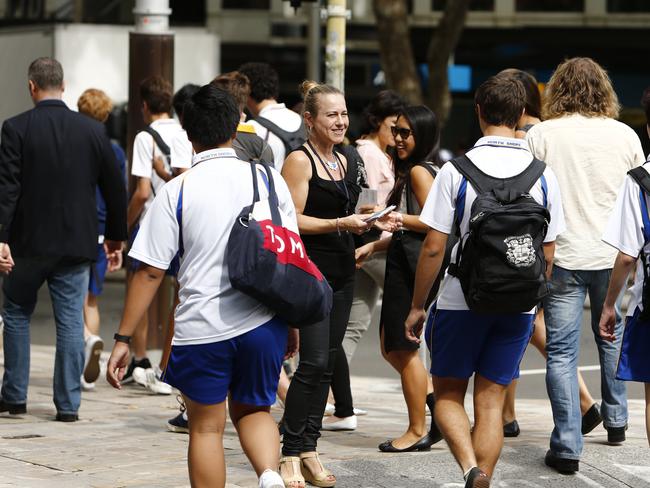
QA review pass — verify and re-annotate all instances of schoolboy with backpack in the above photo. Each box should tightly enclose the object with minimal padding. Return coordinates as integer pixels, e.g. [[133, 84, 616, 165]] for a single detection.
[[599, 86, 650, 447], [404, 75, 566, 487]]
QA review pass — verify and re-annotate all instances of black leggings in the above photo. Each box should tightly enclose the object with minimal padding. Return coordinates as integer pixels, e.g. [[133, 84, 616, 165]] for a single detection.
[[282, 277, 354, 456]]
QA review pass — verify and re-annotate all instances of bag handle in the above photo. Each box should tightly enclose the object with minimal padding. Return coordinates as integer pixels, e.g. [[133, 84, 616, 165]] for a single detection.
[[249, 160, 283, 226]]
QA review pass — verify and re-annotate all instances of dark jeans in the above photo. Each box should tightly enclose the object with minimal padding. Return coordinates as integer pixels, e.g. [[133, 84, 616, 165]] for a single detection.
[[282, 276, 354, 456]]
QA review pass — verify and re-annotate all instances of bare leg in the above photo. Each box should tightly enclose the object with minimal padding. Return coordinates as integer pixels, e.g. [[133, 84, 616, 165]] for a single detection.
[[184, 395, 226, 488], [645, 383, 650, 447], [531, 309, 595, 415], [159, 281, 179, 370], [472, 374, 508, 477], [381, 329, 428, 448], [277, 368, 290, 405], [432, 376, 475, 474], [502, 380, 517, 424], [229, 400, 280, 476], [83, 293, 100, 338], [127, 270, 149, 358]]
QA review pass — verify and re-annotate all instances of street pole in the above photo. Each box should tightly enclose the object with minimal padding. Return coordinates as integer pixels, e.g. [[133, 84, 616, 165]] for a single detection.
[[127, 0, 174, 349], [307, 1, 321, 82], [325, 0, 346, 90]]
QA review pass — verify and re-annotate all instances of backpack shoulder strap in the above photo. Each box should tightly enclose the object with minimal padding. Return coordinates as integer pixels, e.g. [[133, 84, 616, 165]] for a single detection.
[[629, 166, 650, 244], [254, 116, 291, 142], [628, 166, 650, 195], [510, 157, 547, 194], [450, 155, 490, 194], [143, 126, 171, 157]]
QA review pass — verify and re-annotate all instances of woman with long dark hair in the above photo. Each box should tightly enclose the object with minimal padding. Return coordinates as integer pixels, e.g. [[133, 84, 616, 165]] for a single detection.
[[356, 105, 444, 452]]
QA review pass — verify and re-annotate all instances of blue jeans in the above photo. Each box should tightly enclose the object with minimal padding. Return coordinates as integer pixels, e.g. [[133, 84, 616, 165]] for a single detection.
[[1, 257, 89, 414], [544, 265, 628, 460]]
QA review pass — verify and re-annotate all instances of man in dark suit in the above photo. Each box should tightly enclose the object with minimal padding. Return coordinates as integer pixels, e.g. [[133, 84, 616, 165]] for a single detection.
[[0, 57, 127, 421]]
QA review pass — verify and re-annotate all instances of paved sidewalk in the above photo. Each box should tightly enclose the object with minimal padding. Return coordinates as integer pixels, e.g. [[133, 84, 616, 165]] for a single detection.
[[1, 345, 649, 488]]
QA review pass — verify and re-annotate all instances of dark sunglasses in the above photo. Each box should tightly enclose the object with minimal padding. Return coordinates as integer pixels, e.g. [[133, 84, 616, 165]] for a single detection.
[[391, 126, 413, 140]]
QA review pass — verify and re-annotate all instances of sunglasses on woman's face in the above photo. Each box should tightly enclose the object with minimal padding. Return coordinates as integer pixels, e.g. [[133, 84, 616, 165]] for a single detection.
[[391, 126, 413, 140]]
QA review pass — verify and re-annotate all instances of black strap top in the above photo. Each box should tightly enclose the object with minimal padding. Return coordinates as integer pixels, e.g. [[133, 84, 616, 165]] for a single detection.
[[298, 146, 360, 286]]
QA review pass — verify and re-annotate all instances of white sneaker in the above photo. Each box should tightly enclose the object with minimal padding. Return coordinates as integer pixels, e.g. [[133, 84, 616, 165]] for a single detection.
[[325, 403, 366, 416], [258, 469, 284, 488], [132, 366, 148, 386], [143, 367, 172, 395], [81, 376, 95, 391], [321, 414, 357, 431], [83, 335, 103, 383]]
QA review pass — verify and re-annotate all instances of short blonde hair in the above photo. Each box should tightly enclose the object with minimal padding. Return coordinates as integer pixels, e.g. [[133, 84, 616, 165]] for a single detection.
[[300, 80, 343, 116], [543, 57, 620, 120], [77, 88, 113, 122]]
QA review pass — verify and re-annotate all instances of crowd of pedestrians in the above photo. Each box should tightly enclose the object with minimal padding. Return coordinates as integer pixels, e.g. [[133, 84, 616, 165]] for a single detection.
[[0, 55, 649, 488]]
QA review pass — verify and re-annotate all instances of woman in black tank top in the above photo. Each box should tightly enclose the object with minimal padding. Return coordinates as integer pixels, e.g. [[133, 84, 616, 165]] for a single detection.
[[278, 81, 372, 488]]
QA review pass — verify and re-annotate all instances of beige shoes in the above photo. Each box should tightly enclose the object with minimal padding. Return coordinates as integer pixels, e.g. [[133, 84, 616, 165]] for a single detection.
[[299, 452, 336, 487]]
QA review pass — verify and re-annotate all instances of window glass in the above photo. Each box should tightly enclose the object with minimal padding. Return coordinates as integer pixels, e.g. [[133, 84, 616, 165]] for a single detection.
[[516, 0, 584, 11], [222, 0, 270, 9], [432, 0, 494, 10], [607, 0, 650, 12]]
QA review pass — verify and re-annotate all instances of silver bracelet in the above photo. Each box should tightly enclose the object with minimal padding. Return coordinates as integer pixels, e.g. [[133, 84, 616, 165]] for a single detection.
[[336, 217, 341, 235]]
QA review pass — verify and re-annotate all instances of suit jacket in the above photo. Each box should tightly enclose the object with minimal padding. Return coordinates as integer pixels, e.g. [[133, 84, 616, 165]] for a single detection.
[[0, 99, 127, 260]]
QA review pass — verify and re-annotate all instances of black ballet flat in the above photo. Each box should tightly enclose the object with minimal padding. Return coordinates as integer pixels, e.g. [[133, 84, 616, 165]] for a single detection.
[[378, 434, 434, 453], [503, 419, 521, 438]]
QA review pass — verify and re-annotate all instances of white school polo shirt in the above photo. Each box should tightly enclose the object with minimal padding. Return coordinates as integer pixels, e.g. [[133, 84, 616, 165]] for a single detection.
[[419, 136, 566, 312], [129, 147, 298, 345], [248, 103, 303, 171], [131, 118, 185, 223], [602, 162, 650, 316]]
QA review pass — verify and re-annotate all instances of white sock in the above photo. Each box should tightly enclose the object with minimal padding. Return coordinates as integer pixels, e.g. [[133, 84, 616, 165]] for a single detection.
[[463, 466, 478, 481], [258, 469, 283, 488]]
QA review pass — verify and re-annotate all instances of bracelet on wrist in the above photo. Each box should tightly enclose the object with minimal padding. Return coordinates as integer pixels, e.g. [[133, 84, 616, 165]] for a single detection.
[[113, 333, 131, 344], [336, 217, 341, 235]]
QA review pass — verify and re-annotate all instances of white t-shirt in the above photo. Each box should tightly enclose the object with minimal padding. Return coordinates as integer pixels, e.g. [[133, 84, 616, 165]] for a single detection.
[[602, 162, 650, 316], [527, 114, 645, 270], [170, 130, 193, 170], [419, 136, 566, 312], [129, 147, 298, 345], [248, 103, 303, 172], [131, 118, 185, 222]]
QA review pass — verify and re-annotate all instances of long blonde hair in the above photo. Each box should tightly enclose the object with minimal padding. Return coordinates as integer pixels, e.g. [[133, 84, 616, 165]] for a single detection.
[[543, 57, 620, 120]]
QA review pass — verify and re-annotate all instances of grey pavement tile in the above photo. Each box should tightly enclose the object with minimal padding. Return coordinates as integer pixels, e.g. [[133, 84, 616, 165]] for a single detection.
[[2, 345, 649, 488]]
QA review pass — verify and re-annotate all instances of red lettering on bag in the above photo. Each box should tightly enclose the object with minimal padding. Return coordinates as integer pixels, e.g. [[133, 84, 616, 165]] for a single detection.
[[260, 221, 325, 281]]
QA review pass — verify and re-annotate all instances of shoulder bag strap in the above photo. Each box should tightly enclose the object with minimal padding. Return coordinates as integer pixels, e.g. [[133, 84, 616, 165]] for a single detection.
[[143, 126, 171, 157]]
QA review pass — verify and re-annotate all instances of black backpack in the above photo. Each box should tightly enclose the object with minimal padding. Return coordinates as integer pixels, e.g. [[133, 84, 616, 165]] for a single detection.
[[255, 116, 307, 155], [627, 165, 650, 321], [448, 155, 550, 314]]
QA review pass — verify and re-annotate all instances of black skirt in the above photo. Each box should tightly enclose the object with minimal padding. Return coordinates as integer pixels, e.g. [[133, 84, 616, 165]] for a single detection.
[[380, 234, 421, 353]]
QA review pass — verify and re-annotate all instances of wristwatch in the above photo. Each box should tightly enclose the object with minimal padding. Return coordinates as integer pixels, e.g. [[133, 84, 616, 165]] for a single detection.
[[113, 333, 131, 344]]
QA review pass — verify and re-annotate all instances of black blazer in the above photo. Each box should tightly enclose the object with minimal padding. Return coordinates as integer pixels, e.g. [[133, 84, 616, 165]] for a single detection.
[[0, 99, 127, 260]]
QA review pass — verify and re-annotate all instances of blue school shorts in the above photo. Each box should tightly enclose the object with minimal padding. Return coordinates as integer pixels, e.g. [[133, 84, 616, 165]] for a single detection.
[[88, 243, 108, 296], [617, 308, 650, 383], [424, 303, 534, 385], [162, 316, 288, 406]]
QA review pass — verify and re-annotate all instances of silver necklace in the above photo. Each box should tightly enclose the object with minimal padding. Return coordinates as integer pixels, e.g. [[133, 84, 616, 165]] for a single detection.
[[325, 158, 338, 171]]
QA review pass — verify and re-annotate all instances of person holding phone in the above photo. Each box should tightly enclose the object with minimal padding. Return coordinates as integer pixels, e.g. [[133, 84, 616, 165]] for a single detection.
[[356, 105, 443, 452]]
